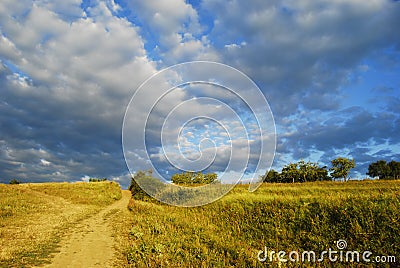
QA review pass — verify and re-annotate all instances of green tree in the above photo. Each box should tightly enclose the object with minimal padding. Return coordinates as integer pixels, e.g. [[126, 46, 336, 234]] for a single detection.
[[171, 171, 218, 185], [316, 166, 331, 181], [367, 160, 391, 179], [281, 163, 301, 183], [204, 173, 218, 184], [330, 157, 355, 182], [298, 160, 325, 182], [369, 160, 400, 180], [89, 177, 107, 182], [9, 179, 20, 184], [279, 161, 329, 183], [388, 160, 400, 180], [263, 169, 280, 183], [129, 169, 160, 201]]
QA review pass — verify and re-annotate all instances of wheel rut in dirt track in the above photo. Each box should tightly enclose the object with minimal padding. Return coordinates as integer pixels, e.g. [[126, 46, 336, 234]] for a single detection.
[[43, 190, 131, 268]]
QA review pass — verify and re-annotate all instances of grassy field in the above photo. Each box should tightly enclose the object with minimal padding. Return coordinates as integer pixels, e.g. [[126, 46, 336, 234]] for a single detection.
[[1, 180, 398, 267], [123, 180, 400, 267], [0, 181, 121, 267]]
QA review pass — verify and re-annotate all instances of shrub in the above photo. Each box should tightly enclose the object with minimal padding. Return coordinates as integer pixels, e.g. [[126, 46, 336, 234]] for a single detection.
[[89, 177, 108, 182], [129, 170, 162, 202], [171, 172, 218, 186], [9, 179, 20, 185]]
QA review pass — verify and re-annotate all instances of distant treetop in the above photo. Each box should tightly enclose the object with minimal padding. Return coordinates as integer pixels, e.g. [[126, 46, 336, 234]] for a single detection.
[[89, 178, 108, 182]]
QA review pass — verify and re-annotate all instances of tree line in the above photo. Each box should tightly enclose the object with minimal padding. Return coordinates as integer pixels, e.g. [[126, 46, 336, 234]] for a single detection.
[[128, 158, 399, 193], [264, 158, 400, 183], [367, 160, 400, 180]]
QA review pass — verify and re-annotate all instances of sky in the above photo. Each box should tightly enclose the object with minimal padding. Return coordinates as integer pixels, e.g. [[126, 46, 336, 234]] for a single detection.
[[0, 0, 399, 188]]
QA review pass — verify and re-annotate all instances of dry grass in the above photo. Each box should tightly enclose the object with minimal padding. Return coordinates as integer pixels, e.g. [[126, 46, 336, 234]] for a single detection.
[[124, 180, 400, 267], [2, 180, 398, 267], [0, 181, 121, 267], [106, 206, 135, 267]]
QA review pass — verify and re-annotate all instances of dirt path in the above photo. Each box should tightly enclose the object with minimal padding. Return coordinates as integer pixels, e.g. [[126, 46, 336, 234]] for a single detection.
[[43, 190, 131, 268]]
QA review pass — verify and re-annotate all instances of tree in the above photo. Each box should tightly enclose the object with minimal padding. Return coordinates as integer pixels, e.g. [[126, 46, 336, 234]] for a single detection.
[[263, 169, 281, 183], [367, 160, 391, 179], [368, 160, 400, 180], [330, 157, 355, 182], [278, 161, 330, 183], [298, 160, 323, 182], [204, 173, 218, 184], [316, 166, 331, 181], [281, 163, 301, 183], [388, 160, 400, 180], [171, 171, 218, 186], [9, 179, 20, 184], [89, 177, 108, 182], [129, 169, 158, 201]]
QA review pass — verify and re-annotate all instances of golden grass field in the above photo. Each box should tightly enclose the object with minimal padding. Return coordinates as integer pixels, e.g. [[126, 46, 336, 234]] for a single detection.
[[123, 180, 400, 267], [1, 180, 399, 267]]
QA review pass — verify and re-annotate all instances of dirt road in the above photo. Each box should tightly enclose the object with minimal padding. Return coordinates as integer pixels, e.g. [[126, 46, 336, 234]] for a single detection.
[[43, 190, 131, 268]]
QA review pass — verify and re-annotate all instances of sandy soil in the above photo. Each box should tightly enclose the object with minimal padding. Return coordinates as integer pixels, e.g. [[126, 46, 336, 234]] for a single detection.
[[43, 190, 131, 268]]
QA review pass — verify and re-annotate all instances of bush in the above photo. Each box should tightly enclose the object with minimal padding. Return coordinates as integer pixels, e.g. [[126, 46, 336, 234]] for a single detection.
[[129, 170, 162, 202], [9, 179, 20, 185], [89, 177, 108, 182], [171, 172, 218, 186]]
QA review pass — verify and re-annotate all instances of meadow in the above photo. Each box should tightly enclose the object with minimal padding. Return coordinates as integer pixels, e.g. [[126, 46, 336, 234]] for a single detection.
[[0, 181, 121, 267], [1, 180, 399, 267], [122, 180, 400, 267]]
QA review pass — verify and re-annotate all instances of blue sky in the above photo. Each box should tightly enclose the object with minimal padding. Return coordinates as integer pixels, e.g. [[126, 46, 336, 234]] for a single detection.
[[0, 0, 399, 187]]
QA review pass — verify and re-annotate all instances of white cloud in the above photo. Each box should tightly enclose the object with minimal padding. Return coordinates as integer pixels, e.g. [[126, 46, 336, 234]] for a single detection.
[[33, 0, 84, 20], [40, 159, 51, 166], [1, 0, 399, 186], [128, 0, 201, 36], [108, 0, 122, 13], [203, 0, 400, 116], [127, 0, 218, 64], [81, 175, 90, 182], [0, 0, 159, 185]]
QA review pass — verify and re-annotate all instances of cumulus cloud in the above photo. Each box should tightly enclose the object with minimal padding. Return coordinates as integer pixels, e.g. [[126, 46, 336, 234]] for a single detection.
[[203, 0, 400, 115], [0, 0, 157, 185], [125, 0, 219, 64], [199, 0, 400, 174], [0, 0, 399, 186]]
